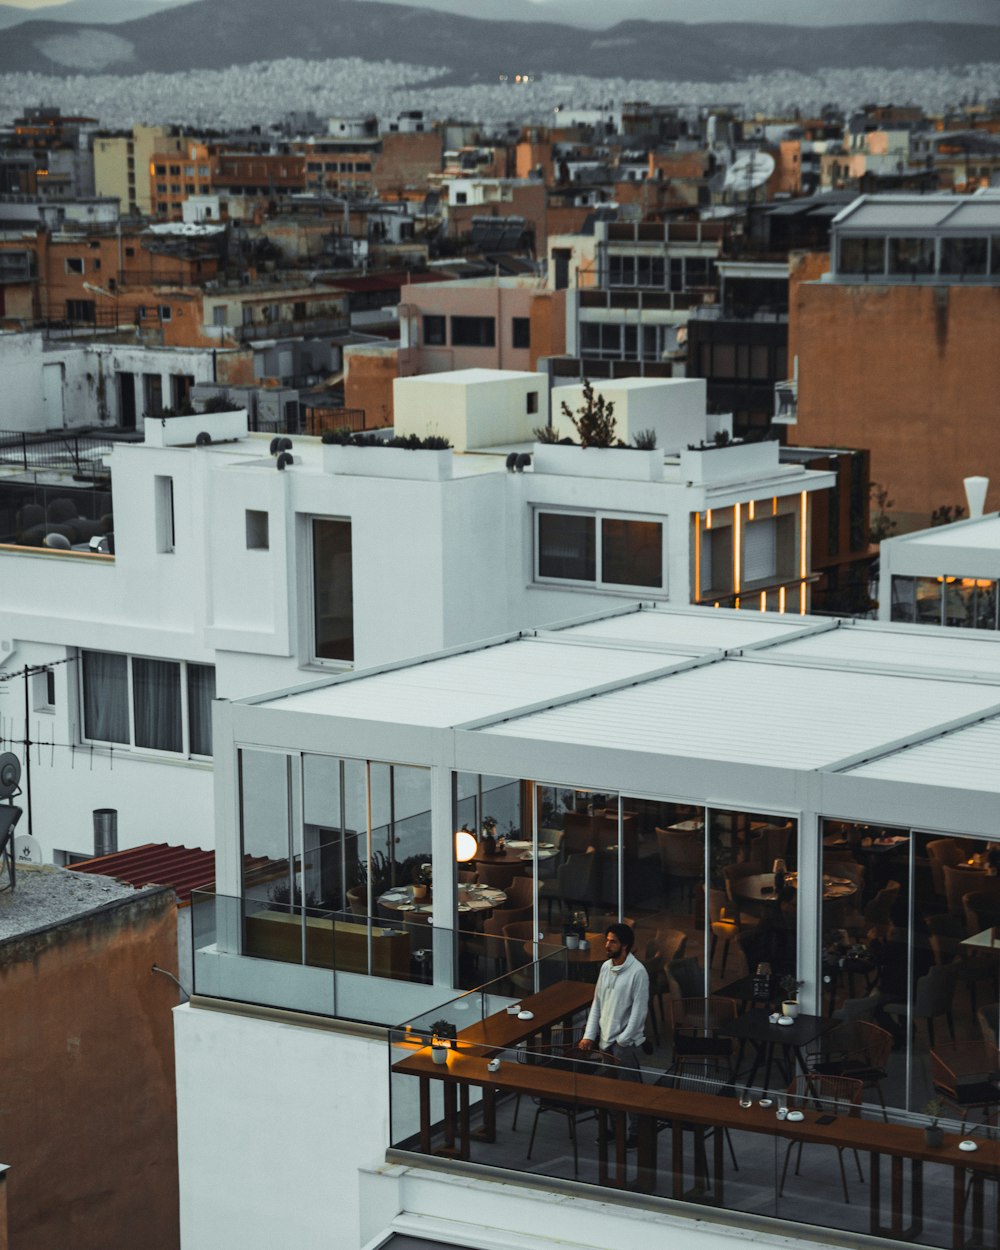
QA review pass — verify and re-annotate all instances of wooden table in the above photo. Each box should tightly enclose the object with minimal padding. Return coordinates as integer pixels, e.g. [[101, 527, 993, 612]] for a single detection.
[[395, 1039, 1000, 1248], [733, 872, 857, 904], [377, 885, 507, 916], [398, 979, 594, 1154]]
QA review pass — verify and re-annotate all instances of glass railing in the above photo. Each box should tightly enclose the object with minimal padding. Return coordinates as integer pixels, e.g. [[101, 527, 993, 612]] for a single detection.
[[387, 1006, 999, 1249], [188, 890, 569, 1028]]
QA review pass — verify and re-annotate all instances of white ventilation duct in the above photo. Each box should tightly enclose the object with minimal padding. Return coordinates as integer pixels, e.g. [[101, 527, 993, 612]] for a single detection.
[[964, 475, 989, 520]]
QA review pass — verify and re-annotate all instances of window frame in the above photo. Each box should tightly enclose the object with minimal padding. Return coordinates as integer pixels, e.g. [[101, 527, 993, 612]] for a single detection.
[[534, 508, 667, 595], [310, 516, 354, 667], [78, 650, 216, 760]]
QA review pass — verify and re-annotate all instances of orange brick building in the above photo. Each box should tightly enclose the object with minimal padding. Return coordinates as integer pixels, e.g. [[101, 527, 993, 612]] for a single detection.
[[0, 875, 179, 1250], [788, 195, 1000, 529]]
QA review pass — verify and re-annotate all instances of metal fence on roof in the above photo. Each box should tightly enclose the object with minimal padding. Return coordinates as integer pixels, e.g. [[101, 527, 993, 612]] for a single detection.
[[0, 429, 119, 473]]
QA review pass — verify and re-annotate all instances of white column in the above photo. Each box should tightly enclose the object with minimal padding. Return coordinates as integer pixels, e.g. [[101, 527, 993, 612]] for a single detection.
[[796, 806, 822, 1016], [430, 764, 456, 988]]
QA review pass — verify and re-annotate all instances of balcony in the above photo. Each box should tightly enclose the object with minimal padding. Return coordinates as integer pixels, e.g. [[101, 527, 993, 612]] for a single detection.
[[388, 986, 998, 1250]]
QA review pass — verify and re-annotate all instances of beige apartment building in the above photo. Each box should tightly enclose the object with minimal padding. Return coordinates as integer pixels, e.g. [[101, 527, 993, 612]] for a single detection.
[[93, 125, 185, 217]]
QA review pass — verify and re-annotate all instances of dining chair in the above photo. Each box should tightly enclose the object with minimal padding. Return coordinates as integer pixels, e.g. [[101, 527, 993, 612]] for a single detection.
[[502, 874, 535, 912], [883, 961, 958, 1049], [553, 851, 601, 923], [346, 884, 367, 917], [927, 838, 972, 897], [656, 827, 703, 907], [476, 861, 519, 892], [809, 1019, 892, 1121], [942, 864, 986, 918], [524, 1043, 619, 1178], [653, 1051, 740, 1175], [779, 1073, 864, 1203], [667, 996, 738, 1062], [930, 1040, 1000, 1129], [978, 1004, 1000, 1050], [925, 911, 995, 1015], [708, 887, 744, 979], [861, 880, 901, 937], [502, 919, 551, 997], [963, 891, 1000, 936]]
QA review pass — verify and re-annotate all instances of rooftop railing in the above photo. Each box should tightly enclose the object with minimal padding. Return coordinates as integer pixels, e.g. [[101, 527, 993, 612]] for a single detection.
[[388, 984, 999, 1249], [189, 889, 568, 1028]]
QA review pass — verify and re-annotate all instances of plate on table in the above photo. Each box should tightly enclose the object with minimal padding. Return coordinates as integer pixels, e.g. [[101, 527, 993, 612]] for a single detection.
[[383, 892, 407, 901], [777, 1016, 795, 1026], [397, 903, 416, 911], [538, 842, 556, 850], [519, 852, 534, 860], [786, 1110, 804, 1122], [517, 1010, 535, 1021], [457, 903, 472, 913]]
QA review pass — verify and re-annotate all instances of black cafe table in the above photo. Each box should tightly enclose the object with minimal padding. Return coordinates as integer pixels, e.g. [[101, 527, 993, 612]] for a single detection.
[[718, 1008, 837, 1093]]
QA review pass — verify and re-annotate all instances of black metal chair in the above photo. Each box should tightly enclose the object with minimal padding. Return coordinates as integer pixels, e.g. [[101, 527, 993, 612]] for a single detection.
[[524, 1043, 619, 1178]]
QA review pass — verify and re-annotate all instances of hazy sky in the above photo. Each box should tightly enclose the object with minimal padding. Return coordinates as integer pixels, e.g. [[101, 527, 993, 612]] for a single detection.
[[4, 0, 998, 21]]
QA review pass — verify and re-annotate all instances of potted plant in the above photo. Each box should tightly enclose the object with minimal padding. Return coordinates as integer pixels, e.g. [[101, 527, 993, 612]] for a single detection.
[[780, 975, 804, 1018], [430, 1019, 456, 1065], [924, 1098, 945, 1148]]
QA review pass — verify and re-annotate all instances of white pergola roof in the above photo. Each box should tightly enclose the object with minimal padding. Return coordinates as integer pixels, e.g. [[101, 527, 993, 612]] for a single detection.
[[845, 714, 1000, 793], [247, 607, 1000, 797], [479, 654, 1000, 771]]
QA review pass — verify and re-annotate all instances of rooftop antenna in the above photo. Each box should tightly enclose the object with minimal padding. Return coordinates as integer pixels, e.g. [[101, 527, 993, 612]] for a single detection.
[[0, 752, 23, 893]]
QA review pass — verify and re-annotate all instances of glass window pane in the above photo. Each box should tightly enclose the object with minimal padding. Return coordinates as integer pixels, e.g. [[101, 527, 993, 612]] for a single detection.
[[538, 513, 595, 581], [132, 657, 182, 752], [82, 650, 129, 743], [601, 518, 662, 587], [890, 576, 917, 623], [711, 809, 798, 997], [940, 237, 987, 276], [313, 518, 353, 662], [840, 236, 885, 275], [888, 237, 934, 276], [186, 663, 215, 756], [914, 577, 943, 625]]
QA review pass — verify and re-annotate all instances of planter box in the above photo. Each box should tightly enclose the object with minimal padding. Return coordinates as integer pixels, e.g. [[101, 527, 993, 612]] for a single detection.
[[323, 444, 453, 481], [679, 440, 779, 484], [143, 409, 249, 447], [531, 443, 664, 482]]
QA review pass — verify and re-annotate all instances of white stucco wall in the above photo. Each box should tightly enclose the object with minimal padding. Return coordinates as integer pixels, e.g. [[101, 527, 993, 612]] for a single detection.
[[174, 1004, 393, 1250]]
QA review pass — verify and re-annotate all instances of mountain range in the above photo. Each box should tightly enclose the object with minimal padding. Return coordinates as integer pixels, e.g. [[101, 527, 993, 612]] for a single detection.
[[0, 0, 998, 79], [0, 0, 176, 31]]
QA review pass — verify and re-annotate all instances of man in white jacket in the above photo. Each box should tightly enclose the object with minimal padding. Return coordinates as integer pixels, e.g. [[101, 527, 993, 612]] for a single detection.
[[579, 922, 649, 1145]]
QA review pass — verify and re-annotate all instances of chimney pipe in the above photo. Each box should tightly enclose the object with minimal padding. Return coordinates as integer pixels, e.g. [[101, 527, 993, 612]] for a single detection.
[[964, 475, 989, 520]]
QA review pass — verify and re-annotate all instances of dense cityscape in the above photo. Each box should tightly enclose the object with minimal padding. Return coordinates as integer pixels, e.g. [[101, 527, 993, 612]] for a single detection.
[[3, 2, 1000, 1249]]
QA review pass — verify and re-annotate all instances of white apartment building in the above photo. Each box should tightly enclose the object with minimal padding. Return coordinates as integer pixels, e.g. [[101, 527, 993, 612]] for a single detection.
[[0, 370, 831, 860]]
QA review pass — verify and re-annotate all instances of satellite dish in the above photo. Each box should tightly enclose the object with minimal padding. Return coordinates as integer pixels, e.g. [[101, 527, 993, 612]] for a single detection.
[[0, 752, 20, 799], [723, 150, 775, 194], [13, 834, 41, 866]]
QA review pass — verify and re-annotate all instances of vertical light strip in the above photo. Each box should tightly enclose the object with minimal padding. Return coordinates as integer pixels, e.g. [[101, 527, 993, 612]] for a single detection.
[[705, 508, 713, 530], [760, 590, 766, 612], [800, 581, 807, 615], [779, 585, 786, 614], [748, 499, 756, 521], [694, 511, 701, 602], [800, 490, 808, 579], [772, 496, 778, 516], [733, 503, 741, 594]]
